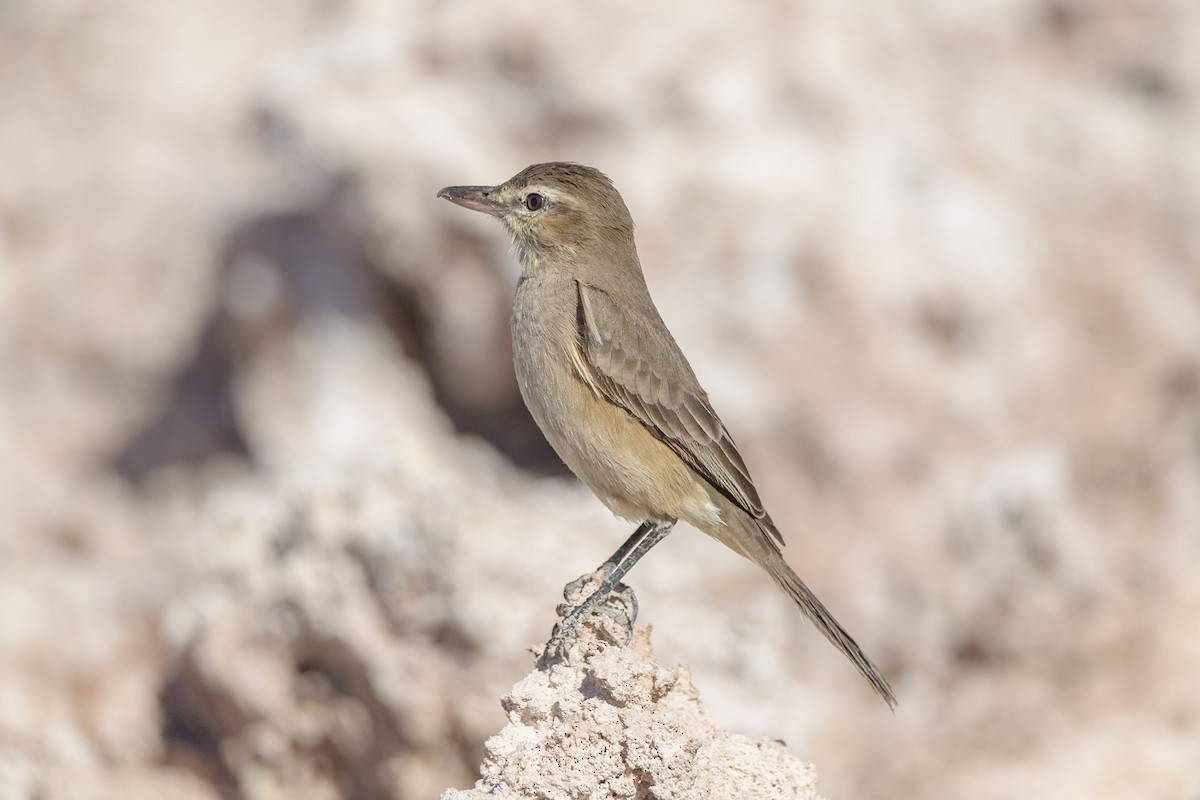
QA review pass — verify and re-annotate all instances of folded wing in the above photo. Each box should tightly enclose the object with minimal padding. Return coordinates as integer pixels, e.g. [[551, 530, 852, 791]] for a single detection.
[[572, 281, 783, 549]]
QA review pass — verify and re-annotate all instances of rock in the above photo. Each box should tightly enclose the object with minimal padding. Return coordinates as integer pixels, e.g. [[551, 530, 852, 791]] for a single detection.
[[442, 620, 822, 800]]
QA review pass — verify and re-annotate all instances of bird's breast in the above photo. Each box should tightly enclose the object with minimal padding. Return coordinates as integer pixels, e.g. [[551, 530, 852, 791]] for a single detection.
[[510, 274, 585, 433]]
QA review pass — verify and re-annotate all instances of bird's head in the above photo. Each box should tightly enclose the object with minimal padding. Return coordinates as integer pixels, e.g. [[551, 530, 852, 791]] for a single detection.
[[438, 163, 635, 267]]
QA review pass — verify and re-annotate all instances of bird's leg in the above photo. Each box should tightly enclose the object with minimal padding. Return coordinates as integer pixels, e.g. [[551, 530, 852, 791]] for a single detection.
[[540, 521, 675, 668], [570, 522, 652, 639], [559, 520, 655, 605]]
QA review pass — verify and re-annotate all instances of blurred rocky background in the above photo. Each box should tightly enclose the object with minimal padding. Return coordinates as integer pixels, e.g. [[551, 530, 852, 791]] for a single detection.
[[1, 0, 1198, 798]]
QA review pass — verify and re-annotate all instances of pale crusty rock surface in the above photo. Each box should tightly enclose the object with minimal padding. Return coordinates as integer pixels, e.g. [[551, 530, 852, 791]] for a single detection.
[[2, 1, 1200, 799], [441, 622, 822, 800]]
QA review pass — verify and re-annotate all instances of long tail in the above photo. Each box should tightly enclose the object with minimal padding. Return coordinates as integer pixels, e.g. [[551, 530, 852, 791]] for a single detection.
[[696, 497, 897, 708], [762, 547, 897, 709]]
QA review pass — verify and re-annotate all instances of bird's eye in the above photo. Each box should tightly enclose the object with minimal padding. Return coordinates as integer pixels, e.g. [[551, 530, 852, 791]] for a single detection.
[[524, 193, 545, 211]]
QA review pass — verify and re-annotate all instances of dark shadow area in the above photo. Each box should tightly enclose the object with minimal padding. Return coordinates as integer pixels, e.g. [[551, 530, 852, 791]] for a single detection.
[[159, 649, 246, 800], [113, 175, 568, 483], [158, 631, 458, 800]]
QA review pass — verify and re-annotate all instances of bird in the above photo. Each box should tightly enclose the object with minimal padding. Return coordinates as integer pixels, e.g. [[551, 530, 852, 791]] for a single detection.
[[437, 162, 896, 708]]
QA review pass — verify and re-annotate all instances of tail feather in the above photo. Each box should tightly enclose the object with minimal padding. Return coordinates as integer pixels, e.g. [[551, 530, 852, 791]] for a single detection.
[[695, 498, 897, 708], [765, 550, 897, 708]]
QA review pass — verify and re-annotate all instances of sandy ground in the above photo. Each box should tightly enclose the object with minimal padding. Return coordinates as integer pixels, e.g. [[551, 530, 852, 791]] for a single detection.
[[2, 1, 1199, 798]]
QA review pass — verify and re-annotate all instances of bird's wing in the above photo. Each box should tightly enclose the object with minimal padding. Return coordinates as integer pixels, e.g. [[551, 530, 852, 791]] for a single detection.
[[572, 281, 782, 546]]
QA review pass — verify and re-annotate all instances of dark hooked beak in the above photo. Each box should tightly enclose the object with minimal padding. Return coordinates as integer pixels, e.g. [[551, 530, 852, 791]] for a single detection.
[[436, 185, 506, 217]]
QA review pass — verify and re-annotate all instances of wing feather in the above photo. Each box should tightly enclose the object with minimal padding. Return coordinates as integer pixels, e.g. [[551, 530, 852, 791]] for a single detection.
[[572, 281, 780, 546]]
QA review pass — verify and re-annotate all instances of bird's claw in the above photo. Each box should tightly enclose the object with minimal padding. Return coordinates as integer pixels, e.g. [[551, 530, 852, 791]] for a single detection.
[[538, 579, 639, 669], [562, 563, 617, 603], [601, 582, 639, 643], [562, 572, 592, 601]]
